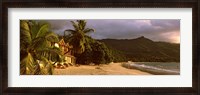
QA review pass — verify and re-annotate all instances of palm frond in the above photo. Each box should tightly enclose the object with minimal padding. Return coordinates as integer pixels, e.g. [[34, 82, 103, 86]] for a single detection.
[[31, 32, 59, 51], [45, 32, 59, 43], [36, 56, 54, 75], [30, 37, 48, 50], [33, 63, 42, 75], [77, 20, 86, 30], [36, 23, 49, 38], [64, 29, 77, 35], [71, 21, 79, 31], [83, 28, 95, 34], [20, 20, 30, 32], [20, 20, 61, 75], [36, 47, 62, 62], [46, 63, 54, 75], [20, 21, 32, 44], [30, 25, 39, 39], [20, 53, 36, 75]]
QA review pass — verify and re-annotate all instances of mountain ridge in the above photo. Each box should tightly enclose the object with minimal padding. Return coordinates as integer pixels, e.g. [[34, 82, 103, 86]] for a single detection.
[[99, 36, 179, 44], [98, 36, 180, 62]]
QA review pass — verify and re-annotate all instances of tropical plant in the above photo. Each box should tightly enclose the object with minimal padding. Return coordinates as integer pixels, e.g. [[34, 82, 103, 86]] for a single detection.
[[20, 20, 61, 75], [64, 20, 95, 55], [91, 41, 113, 65], [76, 37, 114, 65]]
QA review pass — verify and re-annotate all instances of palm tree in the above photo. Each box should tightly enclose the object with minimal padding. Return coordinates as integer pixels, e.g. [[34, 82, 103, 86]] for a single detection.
[[64, 20, 95, 55], [20, 20, 61, 75]]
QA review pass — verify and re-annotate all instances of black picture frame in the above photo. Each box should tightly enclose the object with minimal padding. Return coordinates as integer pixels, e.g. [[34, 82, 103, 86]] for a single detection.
[[1, 0, 199, 95]]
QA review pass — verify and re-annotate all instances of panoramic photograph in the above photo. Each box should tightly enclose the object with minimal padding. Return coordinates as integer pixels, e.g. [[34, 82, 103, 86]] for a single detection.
[[20, 19, 180, 75]]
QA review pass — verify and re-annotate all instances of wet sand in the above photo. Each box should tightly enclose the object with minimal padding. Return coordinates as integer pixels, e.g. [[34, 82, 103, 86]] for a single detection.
[[53, 63, 151, 75]]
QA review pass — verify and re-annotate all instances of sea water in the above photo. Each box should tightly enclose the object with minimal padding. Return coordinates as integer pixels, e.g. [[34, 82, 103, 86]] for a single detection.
[[124, 62, 180, 75]]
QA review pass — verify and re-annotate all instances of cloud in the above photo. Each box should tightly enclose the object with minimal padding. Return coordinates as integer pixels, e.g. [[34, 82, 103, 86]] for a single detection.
[[151, 20, 180, 30], [42, 19, 180, 43], [41, 20, 72, 35], [87, 19, 180, 43]]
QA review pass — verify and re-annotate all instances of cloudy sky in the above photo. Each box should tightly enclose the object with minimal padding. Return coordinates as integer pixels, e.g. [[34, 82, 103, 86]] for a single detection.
[[44, 19, 180, 43]]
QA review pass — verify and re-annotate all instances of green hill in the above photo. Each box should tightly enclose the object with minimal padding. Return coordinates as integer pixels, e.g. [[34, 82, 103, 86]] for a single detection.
[[99, 36, 180, 62]]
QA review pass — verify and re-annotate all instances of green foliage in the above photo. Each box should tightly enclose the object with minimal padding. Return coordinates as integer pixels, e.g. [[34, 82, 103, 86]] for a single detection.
[[63, 20, 126, 65], [76, 37, 113, 65], [64, 20, 114, 65], [20, 20, 61, 75], [20, 53, 35, 75], [76, 47, 93, 64], [108, 48, 127, 62], [100, 36, 180, 62], [91, 41, 106, 64], [64, 20, 95, 54]]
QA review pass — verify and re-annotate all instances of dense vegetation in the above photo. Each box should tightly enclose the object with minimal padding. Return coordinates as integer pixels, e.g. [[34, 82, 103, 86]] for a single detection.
[[75, 37, 113, 65], [20, 20, 61, 75], [63, 20, 113, 65], [100, 36, 180, 62]]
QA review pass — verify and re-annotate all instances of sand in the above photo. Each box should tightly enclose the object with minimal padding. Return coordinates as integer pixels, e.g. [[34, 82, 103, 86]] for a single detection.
[[53, 63, 151, 75]]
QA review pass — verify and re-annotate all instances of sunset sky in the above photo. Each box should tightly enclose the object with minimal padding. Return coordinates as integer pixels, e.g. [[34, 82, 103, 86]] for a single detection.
[[43, 19, 180, 43]]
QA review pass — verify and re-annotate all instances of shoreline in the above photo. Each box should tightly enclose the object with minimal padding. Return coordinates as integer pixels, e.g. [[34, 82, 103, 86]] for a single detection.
[[53, 63, 152, 75], [122, 62, 180, 75]]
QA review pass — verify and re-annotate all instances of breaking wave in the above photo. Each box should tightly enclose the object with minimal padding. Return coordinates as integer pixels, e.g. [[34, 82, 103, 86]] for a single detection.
[[122, 62, 180, 75]]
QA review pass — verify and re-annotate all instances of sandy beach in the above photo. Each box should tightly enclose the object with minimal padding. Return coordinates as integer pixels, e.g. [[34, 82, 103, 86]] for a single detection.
[[53, 63, 151, 75]]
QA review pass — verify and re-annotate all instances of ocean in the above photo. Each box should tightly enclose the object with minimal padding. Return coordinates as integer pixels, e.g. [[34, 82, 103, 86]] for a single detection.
[[122, 62, 180, 75]]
